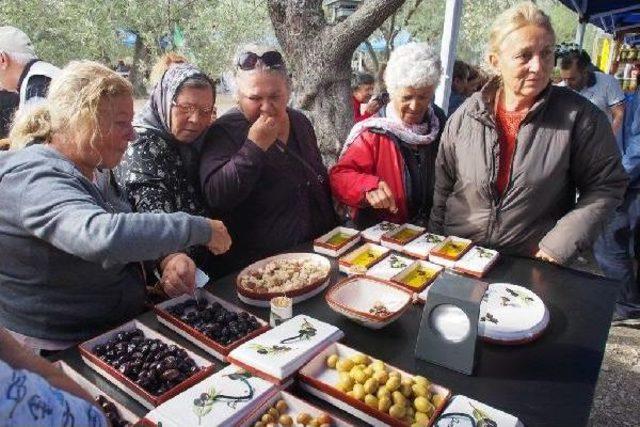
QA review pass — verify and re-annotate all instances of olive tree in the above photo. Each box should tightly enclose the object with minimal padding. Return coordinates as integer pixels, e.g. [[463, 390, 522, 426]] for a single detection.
[[267, 0, 406, 165]]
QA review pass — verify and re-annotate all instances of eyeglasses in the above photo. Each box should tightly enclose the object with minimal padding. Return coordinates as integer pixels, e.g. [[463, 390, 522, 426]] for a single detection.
[[236, 51, 285, 71], [171, 101, 216, 117]]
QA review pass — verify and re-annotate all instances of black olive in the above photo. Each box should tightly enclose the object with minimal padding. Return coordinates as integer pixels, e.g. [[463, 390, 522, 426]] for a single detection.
[[161, 368, 181, 382]]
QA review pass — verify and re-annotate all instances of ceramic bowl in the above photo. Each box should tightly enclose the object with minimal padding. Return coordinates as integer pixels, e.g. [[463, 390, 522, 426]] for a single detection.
[[325, 276, 412, 329]]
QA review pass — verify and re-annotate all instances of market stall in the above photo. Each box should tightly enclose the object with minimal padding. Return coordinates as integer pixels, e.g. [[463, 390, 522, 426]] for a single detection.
[[51, 232, 618, 426]]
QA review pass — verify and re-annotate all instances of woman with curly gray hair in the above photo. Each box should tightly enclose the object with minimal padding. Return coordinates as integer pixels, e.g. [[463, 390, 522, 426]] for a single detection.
[[330, 42, 447, 227]]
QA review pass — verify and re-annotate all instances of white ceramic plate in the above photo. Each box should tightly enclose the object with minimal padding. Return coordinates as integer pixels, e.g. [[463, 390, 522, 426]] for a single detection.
[[236, 253, 331, 307], [326, 276, 412, 329], [478, 283, 549, 344]]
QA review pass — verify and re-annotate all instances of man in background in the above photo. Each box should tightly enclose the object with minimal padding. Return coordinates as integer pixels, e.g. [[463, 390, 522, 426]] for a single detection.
[[448, 60, 470, 116], [559, 49, 625, 136], [0, 26, 59, 114]]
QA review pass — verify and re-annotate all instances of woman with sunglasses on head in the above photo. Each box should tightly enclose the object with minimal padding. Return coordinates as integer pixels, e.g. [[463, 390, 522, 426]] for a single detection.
[[200, 45, 336, 274], [115, 58, 224, 292]]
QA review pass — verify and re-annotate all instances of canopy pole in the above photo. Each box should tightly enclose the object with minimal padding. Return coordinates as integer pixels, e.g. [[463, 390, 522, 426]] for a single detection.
[[435, 0, 464, 113], [575, 20, 587, 48]]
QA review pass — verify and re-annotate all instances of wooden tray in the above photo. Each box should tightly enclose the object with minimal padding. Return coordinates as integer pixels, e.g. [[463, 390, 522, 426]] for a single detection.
[[298, 343, 451, 427], [54, 361, 140, 425], [78, 320, 215, 409], [154, 292, 269, 361]]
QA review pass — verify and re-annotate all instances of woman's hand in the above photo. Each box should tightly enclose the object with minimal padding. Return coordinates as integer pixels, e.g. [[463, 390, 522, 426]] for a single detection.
[[248, 114, 280, 151], [159, 253, 196, 297], [364, 99, 382, 115], [207, 219, 232, 255], [365, 180, 398, 214], [535, 249, 557, 264]]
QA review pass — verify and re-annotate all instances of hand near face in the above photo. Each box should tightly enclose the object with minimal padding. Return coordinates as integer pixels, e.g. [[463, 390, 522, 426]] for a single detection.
[[207, 219, 232, 255], [160, 253, 196, 297], [365, 180, 398, 214], [364, 99, 382, 115], [248, 113, 280, 151]]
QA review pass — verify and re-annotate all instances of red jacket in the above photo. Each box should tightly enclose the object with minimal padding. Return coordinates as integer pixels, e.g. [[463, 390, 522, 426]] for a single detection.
[[330, 129, 409, 224]]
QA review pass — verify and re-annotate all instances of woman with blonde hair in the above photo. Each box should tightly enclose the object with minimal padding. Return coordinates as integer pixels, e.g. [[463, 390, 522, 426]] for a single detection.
[[430, 1, 627, 265], [0, 61, 231, 352]]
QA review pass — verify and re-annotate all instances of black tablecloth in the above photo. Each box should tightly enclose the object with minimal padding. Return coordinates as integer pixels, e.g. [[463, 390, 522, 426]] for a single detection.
[[52, 247, 618, 427]]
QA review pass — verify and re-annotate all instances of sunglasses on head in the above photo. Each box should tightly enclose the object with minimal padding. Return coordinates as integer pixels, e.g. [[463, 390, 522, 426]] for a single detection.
[[236, 51, 285, 71]]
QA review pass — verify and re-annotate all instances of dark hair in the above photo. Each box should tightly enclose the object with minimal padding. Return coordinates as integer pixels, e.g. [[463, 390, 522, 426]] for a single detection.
[[352, 73, 375, 90], [177, 75, 217, 103], [453, 60, 470, 80], [559, 49, 591, 71]]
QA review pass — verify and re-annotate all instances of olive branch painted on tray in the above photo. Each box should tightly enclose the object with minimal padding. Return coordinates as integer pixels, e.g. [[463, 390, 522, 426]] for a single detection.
[[424, 233, 444, 244], [279, 318, 317, 344], [250, 318, 318, 355], [192, 371, 255, 425]]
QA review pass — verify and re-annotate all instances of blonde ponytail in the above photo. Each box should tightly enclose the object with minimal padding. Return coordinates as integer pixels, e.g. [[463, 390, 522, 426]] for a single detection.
[[8, 105, 52, 150]]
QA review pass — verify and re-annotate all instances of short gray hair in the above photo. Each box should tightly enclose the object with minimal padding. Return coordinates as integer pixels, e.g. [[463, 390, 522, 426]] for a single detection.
[[384, 42, 442, 96], [1, 51, 37, 65]]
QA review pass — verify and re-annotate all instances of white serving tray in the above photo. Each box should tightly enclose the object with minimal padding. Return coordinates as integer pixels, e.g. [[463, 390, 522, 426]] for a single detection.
[[402, 232, 446, 259], [380, 223, 425, 252], [144, 364, 276, 427], [313, 226, 362, 257], [362, 221, 401, 243], [338, 243, 390, 275], [228, 315, 344, 384], [54, 361, 140, 425], [453, 246, 500, 278], [429, 236, 473, 267], [79, 320, 215, 409], [391, 259, 444, 293], [366, 253, 413, 280], [298, 342, 451, 427], [435, 395, 524, 426], [154, 292, 269, 362], [236, 252, 332, 307], [241, 390, 353, 426]]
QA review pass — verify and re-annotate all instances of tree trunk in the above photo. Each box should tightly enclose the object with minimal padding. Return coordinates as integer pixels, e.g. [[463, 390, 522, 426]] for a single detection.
[[129, 32, 148, 97], [267, 0, 406, 166]]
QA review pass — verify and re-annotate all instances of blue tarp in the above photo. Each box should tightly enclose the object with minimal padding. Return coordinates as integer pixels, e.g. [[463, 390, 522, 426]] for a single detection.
[[557, 0, 640, 34]]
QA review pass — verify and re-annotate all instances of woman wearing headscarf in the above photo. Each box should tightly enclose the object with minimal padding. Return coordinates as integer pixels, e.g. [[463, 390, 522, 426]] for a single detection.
[[330, 42, 447, 228], [115, 60, 219, 286]]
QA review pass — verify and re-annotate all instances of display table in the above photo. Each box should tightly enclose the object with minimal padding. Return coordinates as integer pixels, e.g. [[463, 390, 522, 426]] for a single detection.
[[52, 247, 619, 426]]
